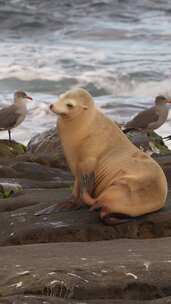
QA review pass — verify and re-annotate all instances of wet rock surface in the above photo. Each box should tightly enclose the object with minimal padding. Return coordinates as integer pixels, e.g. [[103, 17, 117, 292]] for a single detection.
[[1, 192, 171, 245], [0, 136, 171, 303], [127, 130, 170, 154], [0, 139, 26, 159], [26, 128, 68, 168], [0, 239, 171, 303], [26, 128, 169, 169], [1, 298, 171, 304]]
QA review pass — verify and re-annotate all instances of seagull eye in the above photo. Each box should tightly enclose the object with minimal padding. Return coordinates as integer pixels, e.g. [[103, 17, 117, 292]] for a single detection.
[[66, 103, 74, 108]]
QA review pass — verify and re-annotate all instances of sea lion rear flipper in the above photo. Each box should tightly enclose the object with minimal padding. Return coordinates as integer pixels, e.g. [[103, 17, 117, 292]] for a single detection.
[[101, 212, 139, 226]]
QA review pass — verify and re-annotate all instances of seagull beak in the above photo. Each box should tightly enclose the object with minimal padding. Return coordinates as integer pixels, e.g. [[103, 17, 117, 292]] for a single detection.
[[26, 95, 33, 101]]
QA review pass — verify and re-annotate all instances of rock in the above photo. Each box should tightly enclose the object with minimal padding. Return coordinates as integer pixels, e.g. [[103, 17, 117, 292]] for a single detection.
[[0, 178, 72, 189], [127, 130, 170, 155], [0, 297, 171, 304], [27, 128, 68, 168], [153, 154, 171, 186], [0, 185, 171, 245], [10, 161, 72, 181], [0, 151, 170, 246], [0, 130, 171, 303], [0, 139, 26, 159], [0, 182, 23, 199], [0, 238, 171, 302], [0, 188, 70, 213], [0, 159, 72, 184], [148, 131, 170, 154], [0, 165, 17, 178], [26, 128, 170, 172]]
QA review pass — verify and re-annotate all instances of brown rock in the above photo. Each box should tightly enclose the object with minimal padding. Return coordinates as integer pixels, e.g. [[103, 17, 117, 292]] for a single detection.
[[154, 154, 171, 186], [0, 296, 171, 304], [10, 161, 72, 181], [0, 239, 171, 301], [27, 128, 68, 168], [0, 165, 17, 178], [0, 140, 26, 159], [0, 185, 170, 245], [26, 128, 170, 171], [0, 139, 171, 303], [0, 188, 70, 213]]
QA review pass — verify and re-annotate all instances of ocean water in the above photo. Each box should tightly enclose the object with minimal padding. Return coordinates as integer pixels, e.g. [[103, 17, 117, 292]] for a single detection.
[[0, 0, 171, 144]]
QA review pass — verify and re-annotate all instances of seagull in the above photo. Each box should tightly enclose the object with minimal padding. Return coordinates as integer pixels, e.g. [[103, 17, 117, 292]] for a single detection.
[[124, 95, 171, 134], [0, 91, 32, 142]]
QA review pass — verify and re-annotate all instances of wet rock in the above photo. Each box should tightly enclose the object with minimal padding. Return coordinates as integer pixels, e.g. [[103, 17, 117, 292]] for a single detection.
[[148, 131, 170, 154], [127, 130, 170, 155], [154, 154, 171, 186], [26, 128, 170, 172], [0, 182, 23, 199], [0, 296, 71, 304], [0, 296, 171, 304], [0, 139, 26, 159], [0, 178, 72, 189], [0, 160, 72, 181], [27, 128, 68, 168], [16, 151, 68, 169], [0, 165, 17, 178], [0, 182, 23, 193], [0, 239, 171, 301], [0, 186, 171, 245], [11, 161, 72, 181], [0, 131, 171, 303], [0, 138, 170, 246], [0, 188, 70, 212]]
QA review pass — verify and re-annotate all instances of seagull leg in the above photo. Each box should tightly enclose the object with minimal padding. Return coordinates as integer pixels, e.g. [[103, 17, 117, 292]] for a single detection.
[[8, 130, 12, 142]]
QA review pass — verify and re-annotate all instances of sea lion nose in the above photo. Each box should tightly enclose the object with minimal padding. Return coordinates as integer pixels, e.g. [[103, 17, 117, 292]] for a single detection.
[[49, 104, 53, 111]]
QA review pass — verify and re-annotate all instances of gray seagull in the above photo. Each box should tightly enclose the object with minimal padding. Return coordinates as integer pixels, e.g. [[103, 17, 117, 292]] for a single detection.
[[124, 95, 171, 133], [0, 91, 32, 142]]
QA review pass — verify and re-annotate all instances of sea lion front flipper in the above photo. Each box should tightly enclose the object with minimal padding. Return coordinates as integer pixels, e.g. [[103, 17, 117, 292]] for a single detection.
[[80, 172, 95, 196], [79, 172, 96, 206], [77, 157, 97, 199]]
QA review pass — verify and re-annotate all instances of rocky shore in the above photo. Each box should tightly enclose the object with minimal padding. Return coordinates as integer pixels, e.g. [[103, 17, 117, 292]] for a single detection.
[[0, 130, 171, 303]]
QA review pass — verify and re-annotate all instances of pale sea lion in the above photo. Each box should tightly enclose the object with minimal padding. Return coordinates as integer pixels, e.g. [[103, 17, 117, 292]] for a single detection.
[[48, 88, 167, 223]]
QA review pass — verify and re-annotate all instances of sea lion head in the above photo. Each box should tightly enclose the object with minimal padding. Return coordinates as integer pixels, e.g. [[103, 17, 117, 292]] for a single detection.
[[50, 88, 94, 119]]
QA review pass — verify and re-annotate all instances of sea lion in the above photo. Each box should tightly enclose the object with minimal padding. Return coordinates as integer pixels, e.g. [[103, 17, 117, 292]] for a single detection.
[[48, 88, 167, 223]]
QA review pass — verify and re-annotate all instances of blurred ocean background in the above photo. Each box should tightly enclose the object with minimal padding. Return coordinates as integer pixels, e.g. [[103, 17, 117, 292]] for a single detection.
[[0, 0, 171, 144]]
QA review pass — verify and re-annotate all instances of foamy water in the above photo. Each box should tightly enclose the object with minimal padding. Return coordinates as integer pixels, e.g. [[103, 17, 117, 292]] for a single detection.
[[0, 0, 171, 146]]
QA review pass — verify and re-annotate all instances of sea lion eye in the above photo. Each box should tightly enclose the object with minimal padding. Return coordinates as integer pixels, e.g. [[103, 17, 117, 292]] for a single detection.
[[66, 103, 74, 108]]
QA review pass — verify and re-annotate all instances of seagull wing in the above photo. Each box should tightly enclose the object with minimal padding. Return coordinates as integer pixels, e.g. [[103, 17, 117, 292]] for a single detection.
[[0, 105, 20, 130], [125, 106, 159, 130]]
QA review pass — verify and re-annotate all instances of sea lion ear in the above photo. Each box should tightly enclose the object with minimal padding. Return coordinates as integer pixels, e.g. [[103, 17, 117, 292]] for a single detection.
[[81, 105, 88, 110]]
